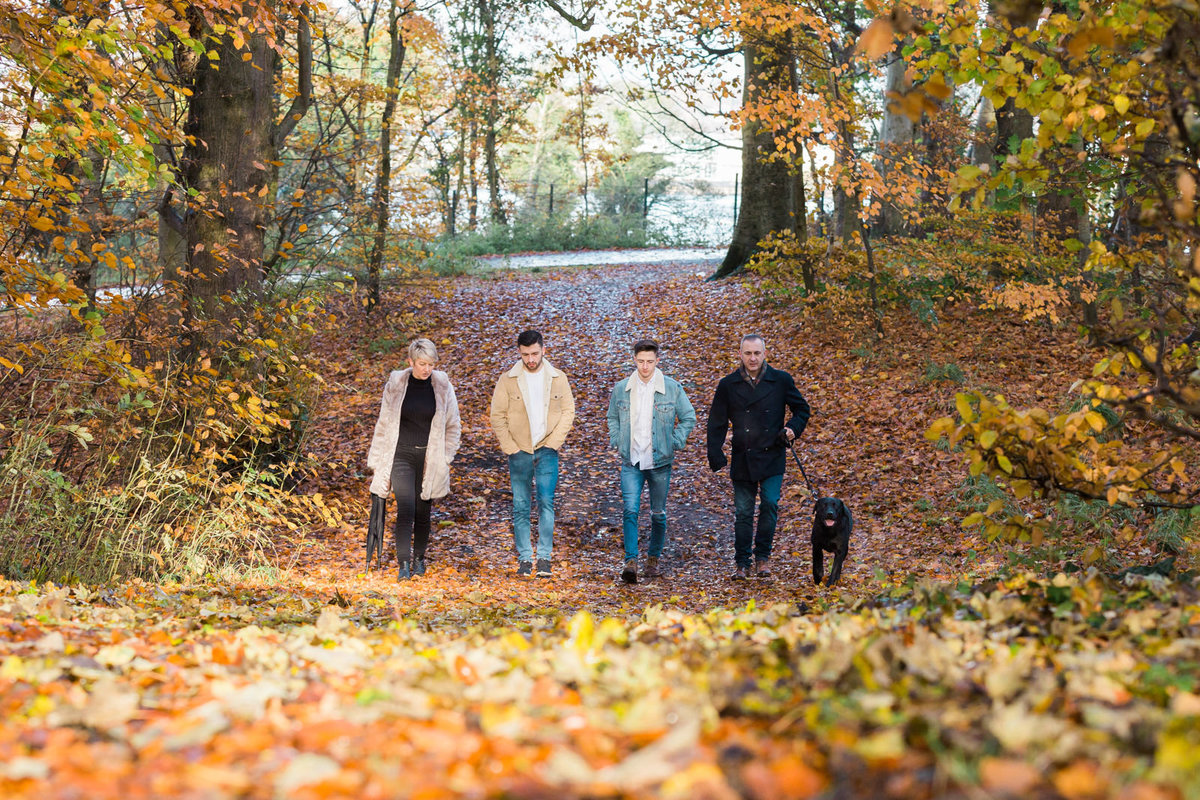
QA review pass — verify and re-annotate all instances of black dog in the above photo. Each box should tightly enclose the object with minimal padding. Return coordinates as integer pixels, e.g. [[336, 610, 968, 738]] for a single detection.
[[812, 497, 853, 586]]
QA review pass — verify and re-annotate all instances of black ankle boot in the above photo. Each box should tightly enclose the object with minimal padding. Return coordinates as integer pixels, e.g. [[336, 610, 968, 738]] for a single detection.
[[397, 560, 411, 581], [413, 557, 427, 577]]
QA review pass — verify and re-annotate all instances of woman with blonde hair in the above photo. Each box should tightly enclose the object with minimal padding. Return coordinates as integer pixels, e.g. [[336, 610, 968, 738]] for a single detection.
[[366, 338, 461, 580]]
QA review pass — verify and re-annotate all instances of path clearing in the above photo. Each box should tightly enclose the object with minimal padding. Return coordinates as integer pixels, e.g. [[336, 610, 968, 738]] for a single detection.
[[296, 260, 1016, 620]]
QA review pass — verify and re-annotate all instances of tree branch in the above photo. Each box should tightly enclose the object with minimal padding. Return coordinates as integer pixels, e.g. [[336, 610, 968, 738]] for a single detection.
[[274, 3, 313, 145], [542, 0, 595, 30]]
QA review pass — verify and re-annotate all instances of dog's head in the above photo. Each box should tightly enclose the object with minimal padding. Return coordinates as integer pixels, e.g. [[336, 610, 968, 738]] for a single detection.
[[814, 497, 847, 529]]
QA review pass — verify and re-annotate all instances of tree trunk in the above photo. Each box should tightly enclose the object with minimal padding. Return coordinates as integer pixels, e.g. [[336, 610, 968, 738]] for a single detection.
[[468, 119, 479, 230], [366, 0, 407, 313], [180, 26, 273, 330], [480, 0, 506, 225], [178, 4, 311, 342], [874, 49, 915, 237], [1037, 143, 1082, 240], [352, 2, 381, 200], [712, 38, 795, 279], [787, 45, 809, 245], [968, 96, 996, 167], [994, 96, 1033, 159]]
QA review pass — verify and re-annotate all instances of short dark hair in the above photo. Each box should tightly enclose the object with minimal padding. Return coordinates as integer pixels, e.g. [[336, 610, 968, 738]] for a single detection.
[[633, 339, 659, 355], [517, 329, 543, 348]]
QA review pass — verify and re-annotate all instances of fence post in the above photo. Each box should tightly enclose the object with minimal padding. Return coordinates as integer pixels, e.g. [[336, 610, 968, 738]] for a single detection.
[[549, 184, 554, 217], [643, 177, 649, 220]]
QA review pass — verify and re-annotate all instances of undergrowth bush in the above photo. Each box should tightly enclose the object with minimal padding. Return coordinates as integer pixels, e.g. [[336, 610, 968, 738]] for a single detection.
[[0, 286, 342, 584], [440, 215, 666, 257], [745, 210, 1086, 326]]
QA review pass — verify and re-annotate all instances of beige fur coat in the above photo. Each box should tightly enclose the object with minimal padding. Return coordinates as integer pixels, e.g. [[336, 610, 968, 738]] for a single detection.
[[367, 369, 461, 500]]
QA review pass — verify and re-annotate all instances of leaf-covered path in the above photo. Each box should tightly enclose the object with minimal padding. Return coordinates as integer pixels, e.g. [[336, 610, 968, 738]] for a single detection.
[[299, 260, 989, 617]]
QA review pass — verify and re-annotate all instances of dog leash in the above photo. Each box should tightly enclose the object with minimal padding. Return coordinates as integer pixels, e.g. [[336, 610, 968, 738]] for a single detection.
[[788, 440, 822, 499]]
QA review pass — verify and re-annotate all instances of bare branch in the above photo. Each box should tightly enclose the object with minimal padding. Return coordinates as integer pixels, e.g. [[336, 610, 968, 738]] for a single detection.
[[542, 0, 595, 31]]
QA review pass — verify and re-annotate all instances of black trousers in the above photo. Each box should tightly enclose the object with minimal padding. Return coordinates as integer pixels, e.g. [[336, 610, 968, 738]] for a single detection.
[[391, 445, 431, 562]]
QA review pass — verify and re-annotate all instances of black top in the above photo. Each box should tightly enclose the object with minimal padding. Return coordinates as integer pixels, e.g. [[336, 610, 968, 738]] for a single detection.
[[706, 363, 811, 482], [396, 376, 436, 450]]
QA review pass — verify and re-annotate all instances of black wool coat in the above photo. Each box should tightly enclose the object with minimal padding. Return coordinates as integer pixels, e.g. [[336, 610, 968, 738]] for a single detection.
[[706, 364, 811, 482]]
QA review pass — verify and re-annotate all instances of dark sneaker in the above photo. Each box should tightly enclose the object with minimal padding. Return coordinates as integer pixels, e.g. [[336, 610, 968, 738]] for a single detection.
[[397, 561, 411, 581], [517, 561, 533, 577], [413, 558, 427, 577], [731, 565, 749, 581], [536, 559, 552, 577], [755, 559, 772, 579], [644, 557, 661, 579], [621, 558, 638, 585]]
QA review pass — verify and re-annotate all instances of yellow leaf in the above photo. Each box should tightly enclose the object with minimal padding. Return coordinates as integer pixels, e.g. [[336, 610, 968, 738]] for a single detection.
[[997, 454, 1013, 473], [569, 610, 595, 652], [1084, 411, 1106, 432], [955, 393, 976, 423], [925, 72, 953, 101], [1113, 94, 1130, 115], [979, 430, 998, 448]]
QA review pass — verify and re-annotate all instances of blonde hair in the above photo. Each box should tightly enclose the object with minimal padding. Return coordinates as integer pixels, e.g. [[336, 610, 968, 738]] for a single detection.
[[407, 337, 438, 364]]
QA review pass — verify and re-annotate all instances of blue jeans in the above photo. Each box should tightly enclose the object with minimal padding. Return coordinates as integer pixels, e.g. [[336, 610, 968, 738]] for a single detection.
[[509, 447, 559, 562], [732, 473, 783, 569], [620, 463, 672, 561]]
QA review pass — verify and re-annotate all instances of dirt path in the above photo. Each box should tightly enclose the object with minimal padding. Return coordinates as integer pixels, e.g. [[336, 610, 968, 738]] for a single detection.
[[413, 262, 776, 612]]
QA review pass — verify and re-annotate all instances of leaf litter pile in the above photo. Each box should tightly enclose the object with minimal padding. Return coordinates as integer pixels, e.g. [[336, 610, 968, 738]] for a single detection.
[[4, 262, 1199, 798]]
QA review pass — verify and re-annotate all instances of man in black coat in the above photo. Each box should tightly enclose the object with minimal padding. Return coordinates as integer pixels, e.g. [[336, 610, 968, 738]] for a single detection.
[[707, 334, 811, 580]]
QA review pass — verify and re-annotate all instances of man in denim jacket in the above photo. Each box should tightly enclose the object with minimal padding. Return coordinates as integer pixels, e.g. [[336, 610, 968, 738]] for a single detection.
[[606, 339, 696, 584]]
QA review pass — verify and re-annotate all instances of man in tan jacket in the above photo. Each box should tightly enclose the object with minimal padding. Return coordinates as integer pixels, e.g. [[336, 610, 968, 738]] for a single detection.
[[490, 329, 575, 577]]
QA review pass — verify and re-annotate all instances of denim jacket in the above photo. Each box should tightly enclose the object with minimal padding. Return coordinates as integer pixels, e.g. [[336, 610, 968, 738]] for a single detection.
[[607, 370, 697, 469]]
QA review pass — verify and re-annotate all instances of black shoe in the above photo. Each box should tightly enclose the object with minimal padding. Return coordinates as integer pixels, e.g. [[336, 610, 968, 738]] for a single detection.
[[413, 557, 427, 577], [398, 561, 411, 581], [621, 558, 638, 584], [536, 558, 552, 577], [517, 560, 533, 577]]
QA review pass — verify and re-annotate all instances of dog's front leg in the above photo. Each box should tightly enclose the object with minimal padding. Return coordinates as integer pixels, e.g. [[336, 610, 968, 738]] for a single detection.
[[826, 546, 848, 586], [812, 539, 824, 585]]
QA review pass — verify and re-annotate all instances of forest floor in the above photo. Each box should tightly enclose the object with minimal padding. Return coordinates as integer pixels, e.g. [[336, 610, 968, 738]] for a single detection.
[[2, 261, 1198, 798]]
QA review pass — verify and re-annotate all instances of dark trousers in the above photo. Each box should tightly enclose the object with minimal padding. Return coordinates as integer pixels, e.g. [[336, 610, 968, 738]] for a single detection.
[[732, 473, 783, 569], [391, 445, 431, 562]]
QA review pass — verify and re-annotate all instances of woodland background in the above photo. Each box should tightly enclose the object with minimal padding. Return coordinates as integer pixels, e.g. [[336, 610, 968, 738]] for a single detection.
[[0, 0, 1199, 797]]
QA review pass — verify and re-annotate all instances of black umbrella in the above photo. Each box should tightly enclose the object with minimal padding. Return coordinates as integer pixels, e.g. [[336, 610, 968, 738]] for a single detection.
[[367, 494, 387, 571]]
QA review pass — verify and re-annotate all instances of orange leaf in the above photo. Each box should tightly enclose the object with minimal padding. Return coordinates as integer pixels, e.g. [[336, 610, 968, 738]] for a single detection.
[[453, 654, 478, 685], [857, 18, 894, 61], [980, 758, 1040, 794]]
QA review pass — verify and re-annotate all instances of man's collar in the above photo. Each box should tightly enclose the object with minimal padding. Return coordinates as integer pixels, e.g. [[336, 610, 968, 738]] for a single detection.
[[626, 368, 665, 393], [740, 363, 772, 384], [507, 359, 560, 379]]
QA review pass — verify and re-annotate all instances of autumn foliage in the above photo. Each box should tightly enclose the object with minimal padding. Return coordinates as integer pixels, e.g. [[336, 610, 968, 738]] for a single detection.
[[0, 0, 1199, 796]]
